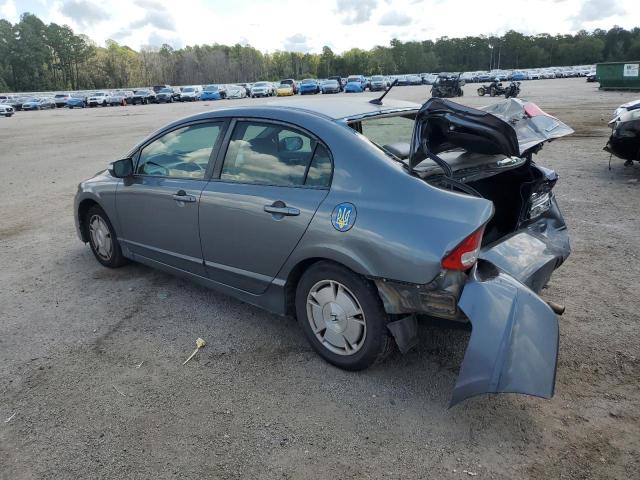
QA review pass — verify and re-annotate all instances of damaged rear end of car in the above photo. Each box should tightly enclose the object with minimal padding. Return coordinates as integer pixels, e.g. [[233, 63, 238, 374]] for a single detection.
[[366, 98, 573, 405]]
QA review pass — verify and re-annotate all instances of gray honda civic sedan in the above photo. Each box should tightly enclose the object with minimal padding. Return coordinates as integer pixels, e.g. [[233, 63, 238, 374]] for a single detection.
[[75, 95, 573, 405]]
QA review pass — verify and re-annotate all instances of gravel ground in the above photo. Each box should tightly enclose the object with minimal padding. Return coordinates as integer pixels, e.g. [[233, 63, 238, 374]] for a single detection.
[[1, 78, 639, 479]]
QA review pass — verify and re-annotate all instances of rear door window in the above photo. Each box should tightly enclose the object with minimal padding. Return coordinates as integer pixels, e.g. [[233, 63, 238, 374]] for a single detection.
[[220, 121, 332, 187]]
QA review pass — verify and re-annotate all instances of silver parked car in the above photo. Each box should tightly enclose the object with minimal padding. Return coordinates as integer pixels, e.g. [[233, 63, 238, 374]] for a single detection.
[[74, 96, 573, 405]]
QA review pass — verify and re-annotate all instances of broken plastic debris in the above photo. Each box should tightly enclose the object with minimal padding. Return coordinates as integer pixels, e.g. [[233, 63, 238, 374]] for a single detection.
[[5, 412, 16, 423], [463, 470, 477, 476], [183, 338, 206, 365]]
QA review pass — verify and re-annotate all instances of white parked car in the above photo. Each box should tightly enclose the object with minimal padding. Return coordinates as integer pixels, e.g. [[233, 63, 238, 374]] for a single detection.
[[250, 81, 275, 97], [87, 91, 111, 107], [179, 86, 202, 101], [0, 103, 14, 117], [226, 85, 247, 99]]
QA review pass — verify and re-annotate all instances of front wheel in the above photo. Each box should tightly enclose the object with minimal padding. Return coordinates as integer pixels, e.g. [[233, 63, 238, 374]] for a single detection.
[[477, 87, 485, 96], [85, 205, 128, 268], [295, 262, 392, 371]]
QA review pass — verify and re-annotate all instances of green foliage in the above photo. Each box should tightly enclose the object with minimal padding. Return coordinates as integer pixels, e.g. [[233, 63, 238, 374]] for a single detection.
[[2, 13, 640, 93]]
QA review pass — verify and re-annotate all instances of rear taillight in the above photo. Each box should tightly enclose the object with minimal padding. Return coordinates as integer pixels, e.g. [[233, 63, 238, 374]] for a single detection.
[[441, 226, 485, 271]]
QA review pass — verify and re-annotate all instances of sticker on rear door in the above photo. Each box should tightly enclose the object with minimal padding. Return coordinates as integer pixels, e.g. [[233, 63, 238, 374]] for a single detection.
[[331, 203, 356, 232]]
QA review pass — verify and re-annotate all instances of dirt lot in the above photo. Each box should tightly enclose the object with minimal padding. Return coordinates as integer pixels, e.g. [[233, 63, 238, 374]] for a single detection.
[[1, 78, 639, 479]]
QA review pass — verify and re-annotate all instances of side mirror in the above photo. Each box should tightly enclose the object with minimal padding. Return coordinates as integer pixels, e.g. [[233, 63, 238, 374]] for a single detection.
[[109, 157, 133, 178]]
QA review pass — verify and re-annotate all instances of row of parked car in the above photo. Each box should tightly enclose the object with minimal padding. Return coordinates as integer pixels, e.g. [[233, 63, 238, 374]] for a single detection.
[[0, 65, 595, 116]]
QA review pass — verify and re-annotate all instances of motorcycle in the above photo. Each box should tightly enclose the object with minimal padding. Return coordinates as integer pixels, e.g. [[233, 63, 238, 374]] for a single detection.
[[477, 80, 506, 97], [504, 81, 521, 98], [431, 73, 464, 98]]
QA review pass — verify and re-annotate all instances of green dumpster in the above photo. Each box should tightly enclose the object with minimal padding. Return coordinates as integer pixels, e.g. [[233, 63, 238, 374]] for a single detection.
[[597, 61, 640, 91]]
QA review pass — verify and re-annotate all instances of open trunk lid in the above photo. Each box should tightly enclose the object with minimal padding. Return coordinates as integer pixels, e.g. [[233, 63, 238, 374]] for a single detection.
[[409, 98, 574, 170]]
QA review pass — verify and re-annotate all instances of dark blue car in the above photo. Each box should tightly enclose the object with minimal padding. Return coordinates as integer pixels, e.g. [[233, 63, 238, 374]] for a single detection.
[[299, 79, 320, 95]]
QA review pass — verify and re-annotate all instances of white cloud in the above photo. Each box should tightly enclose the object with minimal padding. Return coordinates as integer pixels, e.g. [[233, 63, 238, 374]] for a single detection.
[[2, 0, 640, 54], [571, 0, 626, 29], [0, 0, 18, 23], [335, 0, 378, 25], [283, 33, 312, 53], [378, 10, 411, 26]]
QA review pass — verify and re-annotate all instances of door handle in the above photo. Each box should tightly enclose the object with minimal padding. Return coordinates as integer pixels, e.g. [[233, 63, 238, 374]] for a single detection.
[[264, 204, 300, 216], [172, 190, 196, 203]]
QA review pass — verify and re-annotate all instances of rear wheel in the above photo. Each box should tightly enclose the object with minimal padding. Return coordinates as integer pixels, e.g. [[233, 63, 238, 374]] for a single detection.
[[477, 87, 485, 96], [85, 205, 127, 268], [295, 262, 392, 371]]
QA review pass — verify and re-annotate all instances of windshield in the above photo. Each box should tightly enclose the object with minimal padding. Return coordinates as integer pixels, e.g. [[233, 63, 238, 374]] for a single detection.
[[347, 76, 360, 83], [159, 88, 172, 93], [280, 79, 293, 85], [323, 80, 338, 85], [302, 79, 316, 84], [55, 94, 67, 98], [254, 82, 268, 87], [278, 84, 291, 88], [184, 87, 196, 92], [371, 76, 384, 81]]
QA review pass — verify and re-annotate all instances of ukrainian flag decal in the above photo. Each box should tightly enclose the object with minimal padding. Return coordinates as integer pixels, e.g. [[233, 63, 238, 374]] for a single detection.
[[331, 203, 356, 232]]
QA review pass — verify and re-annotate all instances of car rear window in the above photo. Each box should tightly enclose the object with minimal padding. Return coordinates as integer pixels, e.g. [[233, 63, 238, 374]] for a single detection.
[[356, 115, 415, 149]]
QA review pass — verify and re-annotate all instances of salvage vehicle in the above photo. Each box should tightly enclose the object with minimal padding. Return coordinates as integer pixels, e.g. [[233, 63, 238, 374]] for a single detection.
[[344, 80, 364, 93], [346, 75, 368, 90], [0, 103, 14, 117], [320, 80, 341, 94], [299, 79, 321, 95], [277, 83, 295, 96], [87, 91, 111, 107], [431, 73, 464, 98], [279, 78, 298, 94], [66, 95, 87, 108], [226, 85, 247, 99], [109, 91, 133, 106], [54, 93, 72, 108], [21, 97, 56, 110], [180, 86, 203, 101], [605, 107, 640, 166], [477, 80, 506, 97], [504, 81, 521, 98], [156, 87, 181, 103], [250, 82, 275, 98], [611, 99, 640, 121], [131, 90, 156, 105], [74, 94, 573, 405], [369, 75, 388, 92]]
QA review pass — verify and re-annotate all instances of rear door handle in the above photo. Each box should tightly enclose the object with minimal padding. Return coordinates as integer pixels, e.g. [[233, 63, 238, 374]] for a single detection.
[[264, 205, 300, 216], [172, 190, 197, 203]]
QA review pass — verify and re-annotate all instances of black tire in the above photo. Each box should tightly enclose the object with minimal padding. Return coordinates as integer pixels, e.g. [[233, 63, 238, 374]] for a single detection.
[[477, 87, 485, 96], [295, 262, 393, 371], [489, 87, 496, 97], [85, 205, 128, 268]]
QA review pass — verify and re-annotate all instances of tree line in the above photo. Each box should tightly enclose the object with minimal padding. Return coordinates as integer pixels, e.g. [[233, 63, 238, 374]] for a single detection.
[[1, 13, 640, 92]]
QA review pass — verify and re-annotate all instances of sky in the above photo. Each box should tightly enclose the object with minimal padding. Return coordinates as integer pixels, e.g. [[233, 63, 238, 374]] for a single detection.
[[0, 0, 637, 53]]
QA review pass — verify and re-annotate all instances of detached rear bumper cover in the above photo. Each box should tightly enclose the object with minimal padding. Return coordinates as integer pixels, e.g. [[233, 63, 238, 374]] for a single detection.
[[452, 263, 559, 406]]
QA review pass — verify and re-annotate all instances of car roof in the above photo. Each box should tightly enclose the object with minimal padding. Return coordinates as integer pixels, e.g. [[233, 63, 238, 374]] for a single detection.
[[264, 96, 419, 122]]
